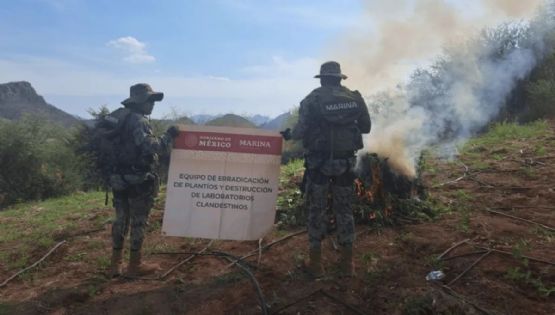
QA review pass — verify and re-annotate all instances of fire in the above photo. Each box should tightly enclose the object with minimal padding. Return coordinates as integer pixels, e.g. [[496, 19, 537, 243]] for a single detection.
[[353, 153, 427, 224], [353, 152, 422, 223], [355, 178, 375, 202], [355, 157, 384, 203], [354, 178, 364, 197], [354, 168, 392, 220]]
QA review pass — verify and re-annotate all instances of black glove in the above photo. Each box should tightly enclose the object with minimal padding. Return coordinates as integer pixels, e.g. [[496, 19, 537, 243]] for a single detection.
[[280, 128, 292, 140], [166, 125, 180, 138]]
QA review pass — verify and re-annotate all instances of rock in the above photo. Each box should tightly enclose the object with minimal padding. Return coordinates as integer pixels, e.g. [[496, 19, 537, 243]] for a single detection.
[[0, 81, 80, 127]]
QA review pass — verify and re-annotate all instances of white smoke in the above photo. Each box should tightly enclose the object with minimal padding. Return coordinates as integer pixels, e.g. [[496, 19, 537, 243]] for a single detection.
[[337, 0, 553, 177]]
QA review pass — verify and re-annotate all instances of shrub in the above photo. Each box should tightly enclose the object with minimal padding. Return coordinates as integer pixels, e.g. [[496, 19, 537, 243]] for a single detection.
[[526, 79, 555, 120], [0, 116, 86, 208], [275, 159, 305, 227], [280, 108, 304, 164]]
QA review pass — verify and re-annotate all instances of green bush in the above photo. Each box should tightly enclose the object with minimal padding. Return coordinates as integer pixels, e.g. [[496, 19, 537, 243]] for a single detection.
[[526, 79, 555, 120], [522, 47, 555, 121], [0, 116, 87, 208], [280, 108, 304, 164], [275, 159, 305, 227]]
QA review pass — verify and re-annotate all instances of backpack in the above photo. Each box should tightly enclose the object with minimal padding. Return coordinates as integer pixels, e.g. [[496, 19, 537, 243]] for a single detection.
[[89, 107, 132, 190], [306, 87, 365, 153]]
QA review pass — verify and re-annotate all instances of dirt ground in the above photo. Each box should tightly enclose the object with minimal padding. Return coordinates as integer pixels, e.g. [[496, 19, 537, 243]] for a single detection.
[[1, 127, 555, 314]]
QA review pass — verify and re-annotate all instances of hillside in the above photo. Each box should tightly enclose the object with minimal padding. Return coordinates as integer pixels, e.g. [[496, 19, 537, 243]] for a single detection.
[[0, 81, 79, 127], [175, 115, 195, 125], [0, 121, 553, 314], [190, 114, 220, 124], [204, 113, 257, 128], [260, 111, 291, 131], [190, 114, 271, 126], [156, 116, 195, 128], [246, 114, 270, 126]]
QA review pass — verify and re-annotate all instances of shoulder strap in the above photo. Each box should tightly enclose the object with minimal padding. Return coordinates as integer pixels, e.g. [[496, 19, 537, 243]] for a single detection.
[[116, 109, 133, 138]]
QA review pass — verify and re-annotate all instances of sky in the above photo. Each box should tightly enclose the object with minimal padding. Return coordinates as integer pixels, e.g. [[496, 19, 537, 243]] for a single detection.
[[0, 0, 527, 119], [0, 0, 364, 119]]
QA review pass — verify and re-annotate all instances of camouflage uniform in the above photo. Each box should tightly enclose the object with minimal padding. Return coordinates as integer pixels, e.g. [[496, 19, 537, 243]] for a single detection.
[[111, 111, 174, 252], [288, 61, 371, 276], [109, 83, 178, 277], [292, 85, 371, 249]]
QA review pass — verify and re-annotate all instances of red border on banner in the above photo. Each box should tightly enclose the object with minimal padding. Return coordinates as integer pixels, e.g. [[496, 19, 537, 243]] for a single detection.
[[174, 131, 283, 155]]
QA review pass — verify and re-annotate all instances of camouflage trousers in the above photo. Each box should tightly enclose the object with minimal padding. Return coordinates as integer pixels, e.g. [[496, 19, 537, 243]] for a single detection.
[[305, 170, 355, 249], [111, 180, 157, 252]]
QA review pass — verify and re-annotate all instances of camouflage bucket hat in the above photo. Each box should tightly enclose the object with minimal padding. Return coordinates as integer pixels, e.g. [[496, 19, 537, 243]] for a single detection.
[[121, 83, 164, 106], [314, 61, 347, 79]]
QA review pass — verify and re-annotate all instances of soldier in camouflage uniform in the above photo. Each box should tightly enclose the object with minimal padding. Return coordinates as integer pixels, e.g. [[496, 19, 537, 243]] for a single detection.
[[282, 61, 371, 277], [109, 83, 179, 277]]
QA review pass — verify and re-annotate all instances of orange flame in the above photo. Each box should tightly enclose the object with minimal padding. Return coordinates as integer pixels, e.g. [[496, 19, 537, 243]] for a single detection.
[[384, 207, 392, 217], [355, 178, 364, 197]]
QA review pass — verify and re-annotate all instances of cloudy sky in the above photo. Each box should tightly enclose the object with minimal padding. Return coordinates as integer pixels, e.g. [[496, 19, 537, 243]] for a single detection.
[[0, 0, 538, 119]]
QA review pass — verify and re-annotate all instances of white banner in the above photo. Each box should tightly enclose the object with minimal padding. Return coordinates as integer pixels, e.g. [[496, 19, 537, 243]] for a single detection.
[[162, 125, 282, 240]]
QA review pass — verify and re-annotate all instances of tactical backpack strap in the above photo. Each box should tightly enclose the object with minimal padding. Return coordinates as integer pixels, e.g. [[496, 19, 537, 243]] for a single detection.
[[106, 109, 134, 203], [314, 91, 335, 153], [112, 109, 135, 172], [114, 108, 133, 140]]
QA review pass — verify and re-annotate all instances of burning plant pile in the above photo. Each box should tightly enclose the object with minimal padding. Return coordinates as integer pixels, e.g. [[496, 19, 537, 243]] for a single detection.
[[274, 152, 435, 229], [275, 152, 436, 229], [351, 152, 435, 226]]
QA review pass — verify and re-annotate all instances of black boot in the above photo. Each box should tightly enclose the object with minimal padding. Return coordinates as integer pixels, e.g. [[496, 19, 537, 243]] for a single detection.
[[338, 246, 354, 277], [127, 250, 160, 277], [305, 248, 324, 278], [109, 249, 123, 278]]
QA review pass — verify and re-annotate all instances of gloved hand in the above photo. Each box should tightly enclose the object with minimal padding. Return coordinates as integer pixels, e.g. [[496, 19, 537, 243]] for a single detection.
[[280, 128, 291, 140], [166, 125, 180, 138]]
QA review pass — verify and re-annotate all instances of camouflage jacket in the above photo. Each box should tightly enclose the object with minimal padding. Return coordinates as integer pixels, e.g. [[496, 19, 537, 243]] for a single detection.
[[117, 109, 173, 174], [291, 85, 371, 156]]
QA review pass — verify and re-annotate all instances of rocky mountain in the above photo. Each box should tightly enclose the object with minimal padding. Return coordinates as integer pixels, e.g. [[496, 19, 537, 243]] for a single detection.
[[157, 115, 195, 129], [175, 115, 195, 125], [260, 111, 291, 131], [0, 81, 79, 127], [246, 114, 270, 126], [190, 114, 220, 124], [0, 81, 291, 131], [191, 113, 271, 126], [205, 114, 257, 128], [161, 115, 195, 125]]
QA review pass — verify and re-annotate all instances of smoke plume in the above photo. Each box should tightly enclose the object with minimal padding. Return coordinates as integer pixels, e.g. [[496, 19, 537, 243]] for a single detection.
[[335, 0, 552, 177]]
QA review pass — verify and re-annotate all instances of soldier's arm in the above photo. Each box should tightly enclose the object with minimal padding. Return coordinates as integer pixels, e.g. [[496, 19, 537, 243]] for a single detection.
[[354, 91, 371, 134], [131, 117, 173, 155], [291, 93, 315, 140]]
